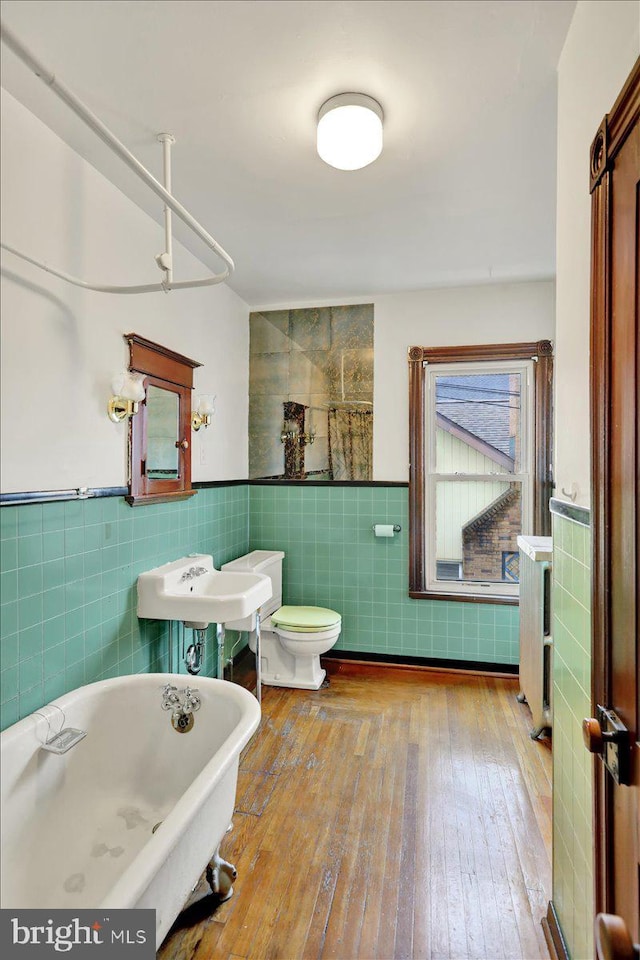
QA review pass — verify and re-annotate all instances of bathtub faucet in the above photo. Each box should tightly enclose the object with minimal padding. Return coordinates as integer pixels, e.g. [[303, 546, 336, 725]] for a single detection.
[[161, 684, 200, 711], [181, 687, 201, 713], [161, 684, 182, 711], [161, 684, 201, 733]]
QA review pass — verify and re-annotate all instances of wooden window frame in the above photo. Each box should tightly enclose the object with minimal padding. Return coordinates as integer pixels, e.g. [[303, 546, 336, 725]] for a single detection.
[[408, 340, 553, 604]]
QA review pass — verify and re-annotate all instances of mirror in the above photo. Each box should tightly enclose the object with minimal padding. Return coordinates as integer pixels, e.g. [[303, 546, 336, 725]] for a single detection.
[[248, 304, 374, 481], [124, 333, 201, 506], [146, 385, 180, 480]]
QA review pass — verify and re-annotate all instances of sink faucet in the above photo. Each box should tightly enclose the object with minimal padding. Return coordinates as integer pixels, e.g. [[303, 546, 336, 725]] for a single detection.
[[179, 565, 207, 582]]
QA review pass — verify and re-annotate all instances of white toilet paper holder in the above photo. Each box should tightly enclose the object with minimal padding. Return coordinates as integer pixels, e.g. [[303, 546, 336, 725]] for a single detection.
[[372, 524, 401, 533]]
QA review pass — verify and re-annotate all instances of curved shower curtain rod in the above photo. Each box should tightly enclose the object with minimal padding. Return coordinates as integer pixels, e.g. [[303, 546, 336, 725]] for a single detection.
[[0, 22, 235, 294]]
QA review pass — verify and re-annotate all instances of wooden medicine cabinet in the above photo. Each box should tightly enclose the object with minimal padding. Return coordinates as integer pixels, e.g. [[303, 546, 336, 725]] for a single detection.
[[125, 333, 201, 506]]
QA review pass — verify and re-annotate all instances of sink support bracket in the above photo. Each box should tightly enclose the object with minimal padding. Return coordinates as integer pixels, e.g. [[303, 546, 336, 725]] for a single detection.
[[255, 613, 262, 704], [216, 623, 225, 682]]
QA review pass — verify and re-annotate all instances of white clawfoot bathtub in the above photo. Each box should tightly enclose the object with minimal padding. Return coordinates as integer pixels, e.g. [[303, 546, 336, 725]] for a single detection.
[[0, 674, 260, 948]]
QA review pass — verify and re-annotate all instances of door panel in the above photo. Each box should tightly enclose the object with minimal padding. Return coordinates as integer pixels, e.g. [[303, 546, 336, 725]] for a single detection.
[[609, 101, 639, 938], [590, 58, 640, 957]]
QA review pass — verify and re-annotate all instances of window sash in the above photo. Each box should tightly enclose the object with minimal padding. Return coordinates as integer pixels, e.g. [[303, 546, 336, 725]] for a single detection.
[[426, 358, 533, 475], [426, 477, 527, 596], [424, 360, 533, 599], [407, 340, 553, 604]]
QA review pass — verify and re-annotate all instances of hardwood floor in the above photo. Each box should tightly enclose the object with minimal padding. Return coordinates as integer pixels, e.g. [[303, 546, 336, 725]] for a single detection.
[[158, 661, 552, 960]]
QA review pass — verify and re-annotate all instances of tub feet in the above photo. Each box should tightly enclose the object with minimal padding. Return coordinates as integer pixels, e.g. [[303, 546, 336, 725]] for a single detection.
[[206, 850, 237, 902]]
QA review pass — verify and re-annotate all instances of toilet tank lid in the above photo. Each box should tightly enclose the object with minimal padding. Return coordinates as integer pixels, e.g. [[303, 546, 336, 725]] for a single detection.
[[222, 549, 285, 572], [271, 605, 341, 630]]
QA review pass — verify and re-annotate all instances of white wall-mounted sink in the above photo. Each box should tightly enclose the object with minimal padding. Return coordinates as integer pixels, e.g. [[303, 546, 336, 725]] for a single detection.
[[137, 554, 272, 627]]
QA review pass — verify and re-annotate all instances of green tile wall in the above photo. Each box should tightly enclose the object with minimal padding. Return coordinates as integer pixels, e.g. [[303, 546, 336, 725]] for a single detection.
[[552, 513, 593, 960], [249, 484, 519, 662], [0, 486, 249, 731], [1, 482, 521, 734]]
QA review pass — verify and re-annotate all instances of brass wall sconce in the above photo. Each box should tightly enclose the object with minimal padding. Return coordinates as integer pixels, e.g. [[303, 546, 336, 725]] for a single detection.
[[280, 422, 316, 444], [192, 394, 216, 431], [108, 370, 146, 423], [280, 417, 298, 443]]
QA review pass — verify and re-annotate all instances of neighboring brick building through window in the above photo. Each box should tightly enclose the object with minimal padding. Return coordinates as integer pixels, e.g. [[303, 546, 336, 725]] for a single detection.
[[462, 484, 521, 582]]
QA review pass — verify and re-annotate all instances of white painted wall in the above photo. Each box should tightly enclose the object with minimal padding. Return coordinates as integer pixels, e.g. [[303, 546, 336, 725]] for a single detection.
[[2, 71, 561, 495], [0, 90, 250, 493], [253, 281, 555, 482], [555, 0, 640, 508], [374, 283, 555, 481]]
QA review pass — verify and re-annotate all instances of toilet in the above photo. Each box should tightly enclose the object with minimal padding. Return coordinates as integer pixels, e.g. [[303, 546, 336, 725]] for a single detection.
[[221, 550, 341, 690]]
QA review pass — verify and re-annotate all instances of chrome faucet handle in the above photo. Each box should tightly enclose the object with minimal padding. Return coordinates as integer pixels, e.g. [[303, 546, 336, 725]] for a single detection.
[[183, 687, 201, 712], [160, 684, 181, 710]]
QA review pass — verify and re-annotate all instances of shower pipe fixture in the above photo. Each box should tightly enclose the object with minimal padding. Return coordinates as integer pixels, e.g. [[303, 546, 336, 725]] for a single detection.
[[0, 22, 234, 294]]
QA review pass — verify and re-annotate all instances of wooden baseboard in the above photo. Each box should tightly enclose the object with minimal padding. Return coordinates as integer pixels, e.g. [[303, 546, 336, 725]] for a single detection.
[[542, 902, 570, 960], [322, 651, 518, 680]]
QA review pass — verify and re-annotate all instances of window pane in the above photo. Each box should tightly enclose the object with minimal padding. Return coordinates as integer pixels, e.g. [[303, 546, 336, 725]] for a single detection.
[[434, 480, 522, 583], [435, 372, 522, 473]]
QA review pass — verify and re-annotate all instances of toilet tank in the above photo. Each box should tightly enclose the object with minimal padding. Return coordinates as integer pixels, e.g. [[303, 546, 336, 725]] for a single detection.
[[221, 550, 284, 630]]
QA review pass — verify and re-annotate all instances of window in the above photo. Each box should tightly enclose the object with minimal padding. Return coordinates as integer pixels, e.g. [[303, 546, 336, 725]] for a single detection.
[[408, 341, 553, 603]]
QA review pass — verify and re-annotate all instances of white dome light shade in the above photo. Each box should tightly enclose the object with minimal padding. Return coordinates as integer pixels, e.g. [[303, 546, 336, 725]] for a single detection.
[[317, 93, 384, 171]]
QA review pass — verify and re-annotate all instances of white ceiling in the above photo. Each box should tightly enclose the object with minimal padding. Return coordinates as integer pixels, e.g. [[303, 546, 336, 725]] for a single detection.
[[0, 0, 575, 307]]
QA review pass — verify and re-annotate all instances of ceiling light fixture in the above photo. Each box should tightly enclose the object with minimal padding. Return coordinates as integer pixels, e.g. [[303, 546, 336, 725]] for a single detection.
[[317, 93, 384, 171]]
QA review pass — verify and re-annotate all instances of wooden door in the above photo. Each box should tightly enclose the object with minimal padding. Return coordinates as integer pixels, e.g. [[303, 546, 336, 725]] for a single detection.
[[588, 59, 640, 960]]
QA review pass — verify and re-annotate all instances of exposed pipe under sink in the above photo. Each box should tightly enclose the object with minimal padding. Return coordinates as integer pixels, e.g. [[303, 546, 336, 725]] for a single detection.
[[186, 628, 207, 675]]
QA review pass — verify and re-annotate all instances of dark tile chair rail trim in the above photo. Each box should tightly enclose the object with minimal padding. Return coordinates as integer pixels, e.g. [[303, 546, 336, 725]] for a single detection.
[[549, 496, 591, 528], [0, 486, 128, 506], [248, 480, 409, 488], [1, 479, 409, 505]]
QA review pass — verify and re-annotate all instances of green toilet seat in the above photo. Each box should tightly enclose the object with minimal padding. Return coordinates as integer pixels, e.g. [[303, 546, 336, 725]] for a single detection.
[[271, 605, 341, 633]]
